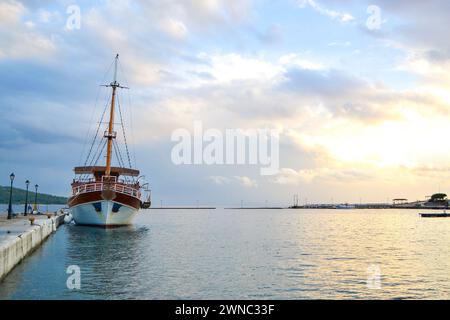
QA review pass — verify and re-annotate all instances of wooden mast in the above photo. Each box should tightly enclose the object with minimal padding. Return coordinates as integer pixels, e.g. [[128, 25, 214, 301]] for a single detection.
[[105, 54, 119, 177]]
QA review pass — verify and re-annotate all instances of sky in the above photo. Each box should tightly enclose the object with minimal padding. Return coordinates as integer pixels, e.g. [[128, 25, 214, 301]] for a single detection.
[[1, 0, 450, 206]]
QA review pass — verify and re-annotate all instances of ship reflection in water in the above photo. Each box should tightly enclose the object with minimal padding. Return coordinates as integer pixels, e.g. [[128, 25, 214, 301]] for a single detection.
[[2, 208, 450, 299], [64, 224, 150, 299]]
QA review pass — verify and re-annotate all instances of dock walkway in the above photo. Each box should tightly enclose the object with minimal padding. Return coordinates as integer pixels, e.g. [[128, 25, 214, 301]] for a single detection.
[[0, 213, 66, 281]]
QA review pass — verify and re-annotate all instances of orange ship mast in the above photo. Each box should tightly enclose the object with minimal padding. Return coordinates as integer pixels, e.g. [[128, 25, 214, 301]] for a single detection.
[[104, 54, 128, 177]]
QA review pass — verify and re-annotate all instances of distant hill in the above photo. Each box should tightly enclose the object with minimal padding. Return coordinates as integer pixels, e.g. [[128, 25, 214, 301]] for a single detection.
[[0, 186, 68, 204]]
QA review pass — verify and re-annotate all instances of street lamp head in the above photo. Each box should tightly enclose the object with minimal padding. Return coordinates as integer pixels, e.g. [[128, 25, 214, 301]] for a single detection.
[[26, 180, 30, 186], [35, 184, 39, 190], [10, 172, 15, 182]]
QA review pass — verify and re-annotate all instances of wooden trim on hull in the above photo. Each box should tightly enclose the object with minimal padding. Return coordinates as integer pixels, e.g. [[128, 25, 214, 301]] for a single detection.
[[68, 190, 141, 210]]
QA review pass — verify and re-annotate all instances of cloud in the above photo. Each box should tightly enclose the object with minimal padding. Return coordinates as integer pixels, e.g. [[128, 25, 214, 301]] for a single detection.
[[137, 0, 255, 34], [207, 175, 258, 188], [328, 41, 351, 47], [234, 176, 258, 188], [257, 24, 283, 45], [207, 175, 231, 185], [200, 53, 283, 84], [0, 0, 56, 60], [160, 18, 188, 40], [278, 53, 324, 70], [280, 68, 365, 97], [369, 0, 450, 50], [356, 0, 450, 84], [272, 167, 373, 185], [2, 0, 450, 204], [297, 0, 355, 23]]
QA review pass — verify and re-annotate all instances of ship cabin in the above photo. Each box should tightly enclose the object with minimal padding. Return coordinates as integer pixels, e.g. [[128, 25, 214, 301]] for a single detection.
[[71, 166, 141, 199]]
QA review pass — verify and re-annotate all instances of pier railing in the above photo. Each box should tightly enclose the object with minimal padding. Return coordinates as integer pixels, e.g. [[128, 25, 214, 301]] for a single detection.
[[72, 182, 140, 198]]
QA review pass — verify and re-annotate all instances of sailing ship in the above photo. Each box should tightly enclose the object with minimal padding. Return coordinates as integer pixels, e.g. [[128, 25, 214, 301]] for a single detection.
[[68, 54, 151, 227]]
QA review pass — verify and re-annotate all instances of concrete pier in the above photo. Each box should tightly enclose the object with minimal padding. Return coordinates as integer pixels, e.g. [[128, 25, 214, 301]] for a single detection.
[[0, 214, 66, 281]]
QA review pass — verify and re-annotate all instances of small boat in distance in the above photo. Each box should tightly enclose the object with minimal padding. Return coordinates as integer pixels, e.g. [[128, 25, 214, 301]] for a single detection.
[[420, 211, 450, 218], [68, 54, 150, 227]]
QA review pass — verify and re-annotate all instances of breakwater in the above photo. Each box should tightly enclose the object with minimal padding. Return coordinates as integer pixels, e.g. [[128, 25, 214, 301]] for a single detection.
[[0, 214, 66, 281]]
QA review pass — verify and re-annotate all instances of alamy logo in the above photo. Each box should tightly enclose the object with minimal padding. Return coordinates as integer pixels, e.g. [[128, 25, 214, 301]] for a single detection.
[[66, 265, 81, 290], [366, 5, 382, 30], [66, 5, 81, 30], [171, 122, 280, 176]]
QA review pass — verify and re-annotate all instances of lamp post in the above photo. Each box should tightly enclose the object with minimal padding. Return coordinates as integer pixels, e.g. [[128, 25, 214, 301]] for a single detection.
[[24, 180, 30, 216], [7, 173, 15, 220], [34, 184, 39, 214]]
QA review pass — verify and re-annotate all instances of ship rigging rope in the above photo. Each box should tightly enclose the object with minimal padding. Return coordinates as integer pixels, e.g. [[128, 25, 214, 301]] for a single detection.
[[117, 59, 137, 168], [78, 85, 102, 167], [81, 131, 107, 181], [78, 57, 137, 181], [113, 139, 130, 183], [83, 97, 110, 168], [79, 59, 116, 170], [90, 136, 106, 166], [92, 139, 107, 168], [117, 93, 133, 168], [113, 138, 125, 169]]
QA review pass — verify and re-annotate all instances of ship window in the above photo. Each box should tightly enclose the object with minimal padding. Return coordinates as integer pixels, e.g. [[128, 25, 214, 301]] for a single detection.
[[92, 202, 102, 212], [112, 203, 122, 212]]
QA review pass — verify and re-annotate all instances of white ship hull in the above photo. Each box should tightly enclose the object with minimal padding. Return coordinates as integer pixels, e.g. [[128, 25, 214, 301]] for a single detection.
[[70, 200, 139, 227]]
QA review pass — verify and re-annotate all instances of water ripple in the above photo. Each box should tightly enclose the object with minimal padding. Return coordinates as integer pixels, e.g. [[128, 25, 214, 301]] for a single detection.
[[1, 209, 450, 299]]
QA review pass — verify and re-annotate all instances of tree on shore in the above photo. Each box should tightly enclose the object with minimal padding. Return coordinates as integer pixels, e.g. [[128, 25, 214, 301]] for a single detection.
[[430, 193, 448, 202], [0, 186, 67, 204]]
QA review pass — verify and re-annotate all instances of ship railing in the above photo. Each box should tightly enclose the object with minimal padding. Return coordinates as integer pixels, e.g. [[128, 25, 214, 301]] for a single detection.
[[72, 182, 140, 198]]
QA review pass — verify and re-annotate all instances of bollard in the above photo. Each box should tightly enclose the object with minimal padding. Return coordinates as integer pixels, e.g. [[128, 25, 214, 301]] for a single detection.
[[29, 216, 35, 225]]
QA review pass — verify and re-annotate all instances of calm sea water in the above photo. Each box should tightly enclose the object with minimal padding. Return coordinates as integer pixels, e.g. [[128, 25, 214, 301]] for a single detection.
[[1, 208, 450, 300]]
